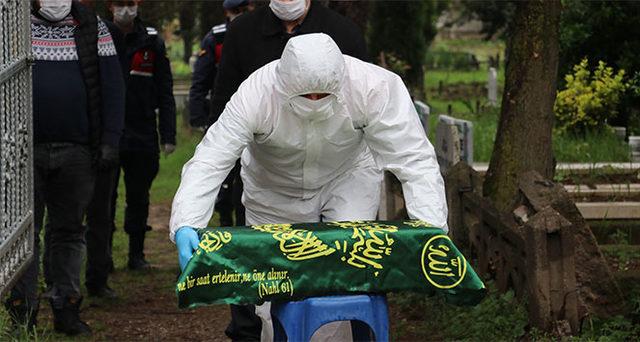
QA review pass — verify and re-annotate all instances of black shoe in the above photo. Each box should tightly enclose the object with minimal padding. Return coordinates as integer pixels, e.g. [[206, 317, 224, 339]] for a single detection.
[[127, 255, 151, 270], [4, 298, 38, 332], [50, 296, 92, 336], [87, 285, 118, 299]]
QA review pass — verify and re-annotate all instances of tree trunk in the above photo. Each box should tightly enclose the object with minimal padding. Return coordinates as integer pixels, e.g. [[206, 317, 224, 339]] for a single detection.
[[179, 3, 195, 65], [198, 0, 225, 41], [483, 0, 561, 212], [327, 0, 370, 34]]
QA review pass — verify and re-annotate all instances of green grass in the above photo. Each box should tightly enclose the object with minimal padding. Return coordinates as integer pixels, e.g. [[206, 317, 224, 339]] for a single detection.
[[425, 102, 631, 163], [425, 38, 506, 89], [166, 39, 196, 80], [431, 38, 506, 63], [424, 74, 631, 163], [151, 124, 201, 203], [553, 129, 632, 163], [425, 67, 506, 89]]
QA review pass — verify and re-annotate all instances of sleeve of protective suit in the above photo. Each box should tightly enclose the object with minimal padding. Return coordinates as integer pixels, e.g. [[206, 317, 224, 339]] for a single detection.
[[363, 73, 448, 231], [169, 77, 260, 242]]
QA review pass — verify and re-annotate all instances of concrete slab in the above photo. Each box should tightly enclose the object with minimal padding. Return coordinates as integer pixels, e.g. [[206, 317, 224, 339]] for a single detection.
[[576, 202, 640, 220]]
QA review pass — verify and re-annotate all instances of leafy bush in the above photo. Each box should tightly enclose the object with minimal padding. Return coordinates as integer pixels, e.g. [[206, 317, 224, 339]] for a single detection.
[[627, 71, 640, 135], [554, 58, 628, 134]]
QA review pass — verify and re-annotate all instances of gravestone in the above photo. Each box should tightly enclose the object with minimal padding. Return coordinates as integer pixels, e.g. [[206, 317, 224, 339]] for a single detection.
[[437, 115, 473, 171], [612, 126, 626, 140], [487, 67, 498, 107], [435, 123, 461, 173], [629, 136, 640, 162], [414, 100, 430, 134]]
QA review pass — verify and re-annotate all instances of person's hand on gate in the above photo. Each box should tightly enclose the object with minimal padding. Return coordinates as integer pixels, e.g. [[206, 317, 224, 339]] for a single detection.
[[176, 226, 200, 271]]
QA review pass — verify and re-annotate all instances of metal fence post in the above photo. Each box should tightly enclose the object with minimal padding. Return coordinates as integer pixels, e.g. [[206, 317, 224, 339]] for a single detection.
[[0, 0, 34, 296]]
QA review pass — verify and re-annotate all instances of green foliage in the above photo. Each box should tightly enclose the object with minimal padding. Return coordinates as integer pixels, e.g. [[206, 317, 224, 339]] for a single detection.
[[600, 244, 640, 272], [554, 59, 628, 134], [459, 0, 516, 40], [171, 61, 192, 80], [379, 53, 411, 81], [368, 0, 447, 89], [425, 68, 504, 89], [390, 283, 528, 341], [576, 315, 640, 341], [425, 50, 479, 71], [627, 72, 640, 135], [0, 313, 51, 342], [559, 0, 640, 86], [552, 129, 630, 163]]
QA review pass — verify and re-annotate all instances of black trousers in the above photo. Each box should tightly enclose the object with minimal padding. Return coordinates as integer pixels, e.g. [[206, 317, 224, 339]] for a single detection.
[[218, 161, 245, 227], [11, 144, 95, 307], [217, 170, 235, 227], [225, 304, 262, 341], [120, 150, 159, 256], [225, 162, 251, 340], [85, 165, 118, 290]]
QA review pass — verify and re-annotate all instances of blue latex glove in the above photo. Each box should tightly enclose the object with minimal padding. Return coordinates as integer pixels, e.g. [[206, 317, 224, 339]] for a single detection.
[[176, 227, 200, 271]]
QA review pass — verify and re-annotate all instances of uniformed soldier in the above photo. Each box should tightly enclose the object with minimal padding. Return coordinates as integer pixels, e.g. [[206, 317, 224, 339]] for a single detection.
[[188, 0, 254, 227], [107, 0, 176, 270]]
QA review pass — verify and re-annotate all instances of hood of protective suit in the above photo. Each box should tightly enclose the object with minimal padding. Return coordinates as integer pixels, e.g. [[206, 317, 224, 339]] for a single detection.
[[276, 33, 345, 120]]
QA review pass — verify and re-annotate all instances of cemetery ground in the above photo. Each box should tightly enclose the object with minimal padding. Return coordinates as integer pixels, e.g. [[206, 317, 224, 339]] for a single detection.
[[1, 120, 638, 341]]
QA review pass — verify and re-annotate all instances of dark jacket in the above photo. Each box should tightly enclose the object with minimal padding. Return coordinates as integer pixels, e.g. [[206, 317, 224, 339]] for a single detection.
[[189, 23, 226, 128], [209, 2, 368, 124], [118, 18, 176, 152], [31, 2, 125, 151]]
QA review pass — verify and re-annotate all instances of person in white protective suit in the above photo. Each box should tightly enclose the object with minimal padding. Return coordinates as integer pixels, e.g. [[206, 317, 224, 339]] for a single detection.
[[170, 33, 448, 341]]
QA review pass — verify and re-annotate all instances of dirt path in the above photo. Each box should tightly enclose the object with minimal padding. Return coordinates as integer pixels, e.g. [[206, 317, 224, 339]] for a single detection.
[[39, 203, 232, 341]]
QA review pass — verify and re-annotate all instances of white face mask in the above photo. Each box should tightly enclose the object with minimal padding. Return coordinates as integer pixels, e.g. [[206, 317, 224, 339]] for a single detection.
[[113, 5, 138, 26], [269, 0, 307, 22], [289, 94, 336, 121], [38, 0, 72, 22]]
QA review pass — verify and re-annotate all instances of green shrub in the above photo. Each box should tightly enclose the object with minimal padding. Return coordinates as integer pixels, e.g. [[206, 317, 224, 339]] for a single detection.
[[627, 71, 640, 135], [554, 58, 628, 134], [425, 50, 479, 71]]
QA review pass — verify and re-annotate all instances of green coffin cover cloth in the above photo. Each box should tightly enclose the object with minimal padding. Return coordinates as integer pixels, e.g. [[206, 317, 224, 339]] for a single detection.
[[176, 220, 486, 308]]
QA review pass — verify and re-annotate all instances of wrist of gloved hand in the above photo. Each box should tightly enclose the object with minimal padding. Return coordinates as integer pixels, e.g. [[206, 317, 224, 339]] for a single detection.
[[98, 144, 119, 170], [176, 226, 200, 271]]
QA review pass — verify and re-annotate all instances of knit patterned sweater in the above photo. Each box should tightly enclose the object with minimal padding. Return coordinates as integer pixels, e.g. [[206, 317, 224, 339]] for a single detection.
[[31, 13, 125, 147]]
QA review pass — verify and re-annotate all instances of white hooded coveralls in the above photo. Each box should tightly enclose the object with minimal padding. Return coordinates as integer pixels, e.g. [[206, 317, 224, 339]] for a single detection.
[[170, 33, 448, 341], [170, 33, 447, 240]]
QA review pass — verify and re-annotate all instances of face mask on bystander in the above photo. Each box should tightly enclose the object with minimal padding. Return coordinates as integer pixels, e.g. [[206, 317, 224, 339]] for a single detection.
[[38, 0, 72, 22], [113, 5, 138, 26], [269, 0, 307, 22]]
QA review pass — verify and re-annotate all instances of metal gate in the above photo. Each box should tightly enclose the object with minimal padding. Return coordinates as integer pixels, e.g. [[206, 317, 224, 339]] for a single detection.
[[0, 0, 34, 296]]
